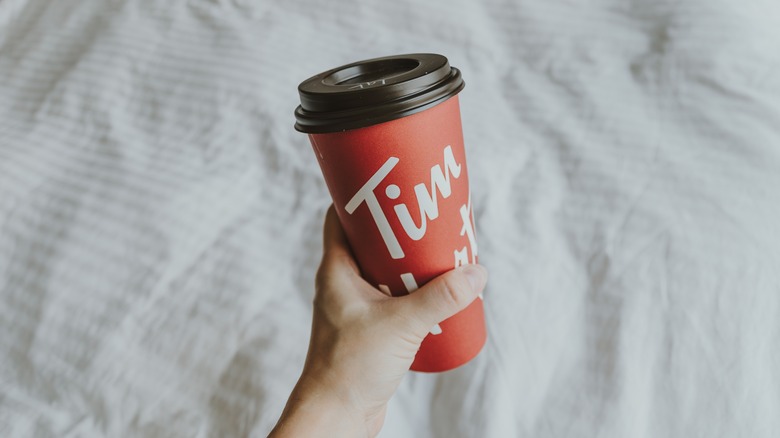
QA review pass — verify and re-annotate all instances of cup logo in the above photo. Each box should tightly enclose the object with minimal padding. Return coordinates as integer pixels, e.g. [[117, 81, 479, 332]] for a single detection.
[[345, 145, 467, 259]]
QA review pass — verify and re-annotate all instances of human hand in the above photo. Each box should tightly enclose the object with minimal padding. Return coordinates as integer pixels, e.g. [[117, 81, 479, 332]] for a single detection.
[[270, 206, 488, 438]]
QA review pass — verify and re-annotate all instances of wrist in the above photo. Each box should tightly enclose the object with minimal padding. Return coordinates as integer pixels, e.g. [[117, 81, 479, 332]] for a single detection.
[[270, 372, 368, 438]]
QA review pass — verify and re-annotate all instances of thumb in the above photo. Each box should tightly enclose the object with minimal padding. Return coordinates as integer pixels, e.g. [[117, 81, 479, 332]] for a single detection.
[[396, 264, 487, 333]]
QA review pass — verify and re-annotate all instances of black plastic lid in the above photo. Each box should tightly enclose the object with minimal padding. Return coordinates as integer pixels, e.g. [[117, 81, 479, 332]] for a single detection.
[[294, 53, 464, 133]]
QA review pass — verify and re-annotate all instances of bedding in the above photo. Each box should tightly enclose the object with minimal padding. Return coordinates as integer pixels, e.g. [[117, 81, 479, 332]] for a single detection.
[[2, 0, 780, 436]]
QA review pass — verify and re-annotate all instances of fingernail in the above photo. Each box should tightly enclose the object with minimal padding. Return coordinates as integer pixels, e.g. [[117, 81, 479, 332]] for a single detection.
[[461, 264, 488, 293]]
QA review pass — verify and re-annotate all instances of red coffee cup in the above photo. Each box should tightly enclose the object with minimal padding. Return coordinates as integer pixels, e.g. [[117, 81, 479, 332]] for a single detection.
[[295, 54, 485, 372]]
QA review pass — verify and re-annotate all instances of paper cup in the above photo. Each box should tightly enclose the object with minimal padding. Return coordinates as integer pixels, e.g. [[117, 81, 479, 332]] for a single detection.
[[295, 54, 485, 372]]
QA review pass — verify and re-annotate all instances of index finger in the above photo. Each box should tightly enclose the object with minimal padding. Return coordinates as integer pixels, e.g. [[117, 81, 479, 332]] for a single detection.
[[321, 205, 360, 276]]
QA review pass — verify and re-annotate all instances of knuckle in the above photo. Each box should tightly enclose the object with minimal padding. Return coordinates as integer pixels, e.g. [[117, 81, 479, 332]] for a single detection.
[[317, 254, 360, 286], [315, 262, 330, 287], [437, 275, 468, 309], [313, 272, 330, 303]]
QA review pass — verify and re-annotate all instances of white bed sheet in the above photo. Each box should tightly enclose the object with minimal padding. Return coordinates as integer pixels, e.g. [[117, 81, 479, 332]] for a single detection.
[[2, 0, 780, 436]]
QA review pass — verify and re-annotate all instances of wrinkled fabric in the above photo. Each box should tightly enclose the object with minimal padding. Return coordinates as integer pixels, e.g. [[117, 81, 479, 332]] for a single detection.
[[1, 0, 779, 437]]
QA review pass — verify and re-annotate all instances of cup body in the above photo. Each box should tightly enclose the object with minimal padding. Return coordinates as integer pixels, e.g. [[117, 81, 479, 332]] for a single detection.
[[308, 95, 485, 372]]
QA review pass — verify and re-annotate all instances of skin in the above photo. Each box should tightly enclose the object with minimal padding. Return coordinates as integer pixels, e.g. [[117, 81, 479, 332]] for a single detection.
[[270, 206, 488, 438]]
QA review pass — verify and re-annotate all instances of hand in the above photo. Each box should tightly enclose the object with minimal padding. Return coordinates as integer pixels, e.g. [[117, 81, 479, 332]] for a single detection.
[[270, 206, 488, 438]]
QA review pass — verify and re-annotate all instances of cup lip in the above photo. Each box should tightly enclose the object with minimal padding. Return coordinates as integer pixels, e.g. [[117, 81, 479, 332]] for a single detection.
[[294, 53, 464, 134]]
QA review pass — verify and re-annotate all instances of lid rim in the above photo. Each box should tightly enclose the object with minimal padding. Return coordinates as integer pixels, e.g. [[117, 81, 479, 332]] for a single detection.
[[294, 85, 463, 134], [295, 54, 464, 134]]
